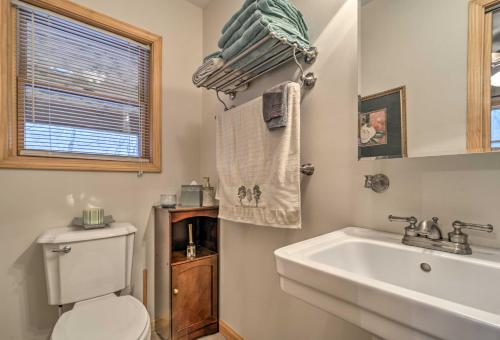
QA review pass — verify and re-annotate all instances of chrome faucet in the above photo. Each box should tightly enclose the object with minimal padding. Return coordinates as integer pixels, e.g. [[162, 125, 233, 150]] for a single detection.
[[416, 217, 443, 240], [388, 215, 493, 255]]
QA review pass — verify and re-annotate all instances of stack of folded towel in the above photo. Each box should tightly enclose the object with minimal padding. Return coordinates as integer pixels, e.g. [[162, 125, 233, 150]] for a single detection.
[[192, 0, 310, 89], [192, 52, 224, 85]]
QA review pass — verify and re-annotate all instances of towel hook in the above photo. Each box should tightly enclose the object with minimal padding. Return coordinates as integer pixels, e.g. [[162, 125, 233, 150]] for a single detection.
[[292, 45, 317, 89], [216, 90, 233, 111], [301, 163, 315, 176]]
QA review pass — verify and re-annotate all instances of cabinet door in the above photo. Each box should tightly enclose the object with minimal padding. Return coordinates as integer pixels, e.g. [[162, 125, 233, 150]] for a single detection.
[[171, 255, 218, 340]]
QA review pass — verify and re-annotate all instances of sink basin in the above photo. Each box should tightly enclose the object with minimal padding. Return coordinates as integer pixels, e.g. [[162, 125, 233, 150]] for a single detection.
[[275, 227, 500, 340]]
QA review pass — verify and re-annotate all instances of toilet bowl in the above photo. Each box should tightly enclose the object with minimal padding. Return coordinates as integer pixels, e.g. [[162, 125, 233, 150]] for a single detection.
[[51, 294, 150, 340]]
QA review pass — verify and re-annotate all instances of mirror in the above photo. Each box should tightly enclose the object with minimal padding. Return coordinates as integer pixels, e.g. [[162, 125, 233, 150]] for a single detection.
[[359, 0, 473, 159]]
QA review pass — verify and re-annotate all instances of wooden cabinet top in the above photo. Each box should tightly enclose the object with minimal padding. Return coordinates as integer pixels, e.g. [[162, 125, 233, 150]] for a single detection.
[[154, 206, 218, 213], [155, 206, 219, 223]]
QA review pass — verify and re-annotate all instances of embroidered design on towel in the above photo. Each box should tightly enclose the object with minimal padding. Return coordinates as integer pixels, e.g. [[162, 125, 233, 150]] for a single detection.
[[237, 186, 247, 206], [253, 185, 262, 207], [237, 184, 263, 207]]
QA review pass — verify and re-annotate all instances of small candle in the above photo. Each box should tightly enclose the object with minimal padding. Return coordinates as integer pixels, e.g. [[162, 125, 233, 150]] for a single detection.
[[188, 224, 193, 244], [83, 207, 104, 225]]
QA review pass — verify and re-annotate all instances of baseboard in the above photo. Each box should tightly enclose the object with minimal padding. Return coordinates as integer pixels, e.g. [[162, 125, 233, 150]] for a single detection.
[[219, 320, 244, 340]]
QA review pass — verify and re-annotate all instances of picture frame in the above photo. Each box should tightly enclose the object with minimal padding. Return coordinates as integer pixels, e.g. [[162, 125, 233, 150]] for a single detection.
[[358, 86, 407, 159]]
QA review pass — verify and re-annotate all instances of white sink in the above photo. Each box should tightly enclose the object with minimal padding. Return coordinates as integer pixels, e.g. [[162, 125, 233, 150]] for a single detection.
[[275, 227, 500, 340]]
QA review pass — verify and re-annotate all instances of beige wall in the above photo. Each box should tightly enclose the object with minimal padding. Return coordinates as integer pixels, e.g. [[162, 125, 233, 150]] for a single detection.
[[0, 0, 203, 339], [201, 1, 500, 339], [4, 1, 500, 340], [361, 0, 468, 158], [202, 0, 372, 339]]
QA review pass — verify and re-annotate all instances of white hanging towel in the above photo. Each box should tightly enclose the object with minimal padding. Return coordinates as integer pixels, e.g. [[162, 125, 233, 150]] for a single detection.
[[216, 82, 301, 229]]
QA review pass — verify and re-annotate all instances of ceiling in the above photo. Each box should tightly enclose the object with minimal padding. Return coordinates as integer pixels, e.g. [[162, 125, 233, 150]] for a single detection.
[[185, 0, 213, 8]]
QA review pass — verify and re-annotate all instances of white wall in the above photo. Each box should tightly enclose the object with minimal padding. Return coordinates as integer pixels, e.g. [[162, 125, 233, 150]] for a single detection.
[[361, 0, 469, 158], [0, 0, 203, 339], [201, 1, 500, 339]]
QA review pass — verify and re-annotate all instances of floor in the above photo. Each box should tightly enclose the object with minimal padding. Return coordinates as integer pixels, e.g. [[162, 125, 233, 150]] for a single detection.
[[151, 332, 226, 340]]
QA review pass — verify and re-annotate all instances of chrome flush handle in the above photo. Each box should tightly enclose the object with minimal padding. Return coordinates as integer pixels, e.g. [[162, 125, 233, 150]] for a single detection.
[[52, 245, 72, 254]]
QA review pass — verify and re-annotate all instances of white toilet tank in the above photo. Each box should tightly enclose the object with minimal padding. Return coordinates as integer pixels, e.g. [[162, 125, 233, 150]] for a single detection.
[[37, 223, 137, 305]]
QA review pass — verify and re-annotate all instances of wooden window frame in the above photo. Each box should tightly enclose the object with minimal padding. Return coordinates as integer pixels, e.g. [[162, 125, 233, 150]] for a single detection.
[[467, 0, 500, 153], [0, 0, 162, 172]]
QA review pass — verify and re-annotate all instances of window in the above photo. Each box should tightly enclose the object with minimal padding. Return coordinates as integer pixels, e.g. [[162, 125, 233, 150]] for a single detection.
[[0, 0, 162, 171], [491, 107, 500, 149]]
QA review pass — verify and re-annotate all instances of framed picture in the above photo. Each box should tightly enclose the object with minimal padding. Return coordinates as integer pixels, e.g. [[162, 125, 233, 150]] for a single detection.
[[358, 86, 407, 159]]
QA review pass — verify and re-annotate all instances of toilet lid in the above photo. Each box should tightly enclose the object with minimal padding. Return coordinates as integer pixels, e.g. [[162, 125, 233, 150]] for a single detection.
[[52, 294, 149, 340]]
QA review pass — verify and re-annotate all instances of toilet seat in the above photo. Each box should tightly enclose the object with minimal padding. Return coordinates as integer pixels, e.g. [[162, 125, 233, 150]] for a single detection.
[[51, 294, 150, 340]]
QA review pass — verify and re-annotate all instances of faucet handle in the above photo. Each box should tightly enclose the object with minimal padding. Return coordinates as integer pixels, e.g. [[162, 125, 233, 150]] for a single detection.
[[449, 221, 493, 244], [388, 215, 417, 224], [452, 221, 493, 233], [388, 215, 418, 236]]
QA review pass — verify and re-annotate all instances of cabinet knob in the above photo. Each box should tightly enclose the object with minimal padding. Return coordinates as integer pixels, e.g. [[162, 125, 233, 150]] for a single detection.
[[173, 288, 179, 295]]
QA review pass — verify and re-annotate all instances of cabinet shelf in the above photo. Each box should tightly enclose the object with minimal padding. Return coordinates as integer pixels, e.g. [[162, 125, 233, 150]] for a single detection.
[[171, 247, 217, 266]]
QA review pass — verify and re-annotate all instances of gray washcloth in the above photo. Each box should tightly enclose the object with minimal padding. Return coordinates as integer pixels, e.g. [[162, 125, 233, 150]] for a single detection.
[[263, 82, 290, 130]]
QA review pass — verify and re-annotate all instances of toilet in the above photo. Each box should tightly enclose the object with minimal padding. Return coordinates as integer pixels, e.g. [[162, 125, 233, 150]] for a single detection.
[[37, 222, 150, 340]]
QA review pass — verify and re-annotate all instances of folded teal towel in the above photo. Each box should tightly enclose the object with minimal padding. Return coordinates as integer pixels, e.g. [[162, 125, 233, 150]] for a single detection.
[[258, 0, 309, 41], [221, 0, 257, 34], [221, 15, 309, 62], [195, 0, 311, 89], [223, 10, 264, 50], [231, 38, 289, 71], [218, 0, 310, 56], [219, 1, 259, 48]]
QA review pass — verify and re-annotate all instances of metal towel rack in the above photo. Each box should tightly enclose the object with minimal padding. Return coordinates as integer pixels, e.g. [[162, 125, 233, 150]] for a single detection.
[[200, 33, 317, 176], [197, 32, 318, 106]]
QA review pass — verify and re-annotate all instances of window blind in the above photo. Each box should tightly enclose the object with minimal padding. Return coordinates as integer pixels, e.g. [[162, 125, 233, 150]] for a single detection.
[[16, 4, 151, 161]]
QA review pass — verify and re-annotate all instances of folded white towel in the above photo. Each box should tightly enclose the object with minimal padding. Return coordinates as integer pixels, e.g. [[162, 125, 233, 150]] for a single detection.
[[216, 82, 301, 228], [192, 57, 225, 85]]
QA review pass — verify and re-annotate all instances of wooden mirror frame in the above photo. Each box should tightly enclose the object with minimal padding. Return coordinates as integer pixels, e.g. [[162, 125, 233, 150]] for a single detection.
[[467, 0, 500, 152]]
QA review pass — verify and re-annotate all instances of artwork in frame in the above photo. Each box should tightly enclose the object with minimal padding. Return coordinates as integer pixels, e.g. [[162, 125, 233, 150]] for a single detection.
[[358, 86, 407, 159]]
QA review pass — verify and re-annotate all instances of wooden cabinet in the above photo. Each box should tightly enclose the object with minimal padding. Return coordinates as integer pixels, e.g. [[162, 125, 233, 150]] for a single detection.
[[154, 206, 219, 340], [171, 255, 218, 340]]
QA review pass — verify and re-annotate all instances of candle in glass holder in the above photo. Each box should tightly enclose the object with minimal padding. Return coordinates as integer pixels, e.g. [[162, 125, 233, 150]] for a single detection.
[[160, 193, 177, 208], [83, 208, 104, 225]]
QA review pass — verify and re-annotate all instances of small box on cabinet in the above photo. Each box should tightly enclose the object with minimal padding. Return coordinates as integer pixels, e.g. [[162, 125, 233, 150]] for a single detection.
[[180, 184, 203, 207]]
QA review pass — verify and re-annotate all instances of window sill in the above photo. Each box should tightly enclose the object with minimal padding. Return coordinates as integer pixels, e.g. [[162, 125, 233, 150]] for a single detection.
[[0, 155, 161, 172]]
